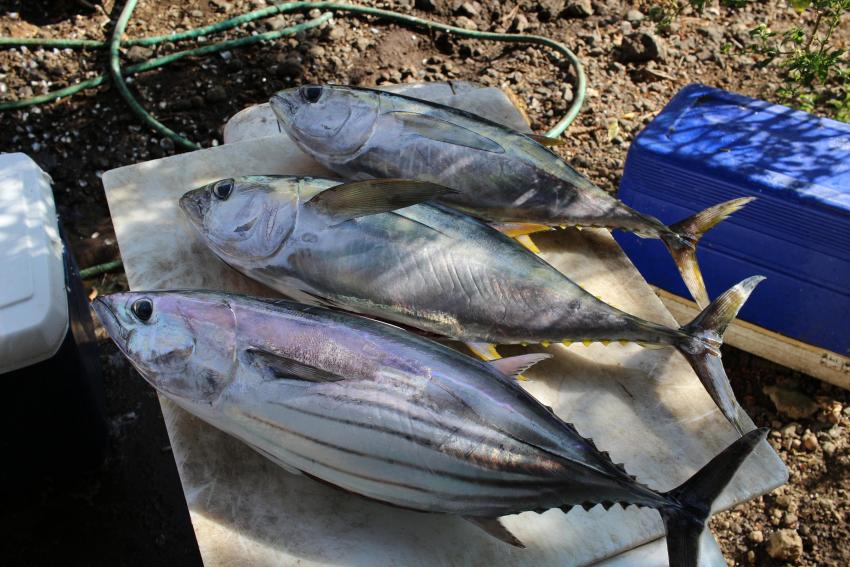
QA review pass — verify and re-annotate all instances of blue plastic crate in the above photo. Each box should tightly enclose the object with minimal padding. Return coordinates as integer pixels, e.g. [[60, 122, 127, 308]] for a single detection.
[[614, 84, 850, 355]]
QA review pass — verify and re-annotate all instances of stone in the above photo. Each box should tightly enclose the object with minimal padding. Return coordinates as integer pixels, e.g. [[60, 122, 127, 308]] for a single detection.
[[698, 25, 725, 43], [565, 0, 593, 18], [538, 0, 566, 20], [205, 86, 227, 104], [274, 55, 302, 78], [415, 0, 438, 10], [210, 0, 232, 12], [618, 32, 665, 63], [513, 14, 529, 33], [457, 2, 480, 17], [328, 25, 346, 41], [266, 15, 288, 31], [780, 423, 799, 438], [749, 529, 764, 543], [125, 45, 153, 64], [766, 529, 803, 561], [763, 385, 819, 419], [455, 16, 478, 30], [802, 431, 819, 451], [822, 441, 837, 455], [625, 9, 644, 22], [307, 45, 326, 58]]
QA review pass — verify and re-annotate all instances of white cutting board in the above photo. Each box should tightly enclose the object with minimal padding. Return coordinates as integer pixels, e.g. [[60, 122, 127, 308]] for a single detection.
[[101, 85, 786, 567]]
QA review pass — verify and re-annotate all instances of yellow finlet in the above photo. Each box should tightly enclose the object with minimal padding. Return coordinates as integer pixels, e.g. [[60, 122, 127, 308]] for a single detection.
[[465, 342, 501, 361], [515, 234, 541, 254], [493, 222, 554, 238], [582, 339, 593, 347], [600, 340, 610, 346], [618, 339, 629, 346], [562, 340, 573, 347], [541, 340, 551, 348]]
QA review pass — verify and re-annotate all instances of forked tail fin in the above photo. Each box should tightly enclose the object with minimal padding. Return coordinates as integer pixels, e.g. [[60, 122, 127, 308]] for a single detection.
[[675, 276, 765, 435], [660, 428, 768, 567], [660, 197, 755, 309]]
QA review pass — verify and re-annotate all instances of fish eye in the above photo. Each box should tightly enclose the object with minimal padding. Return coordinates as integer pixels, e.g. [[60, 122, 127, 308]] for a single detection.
[[301, 86, 322, 103], [212, 179, 234, 200], [131, 298, 154, 322]]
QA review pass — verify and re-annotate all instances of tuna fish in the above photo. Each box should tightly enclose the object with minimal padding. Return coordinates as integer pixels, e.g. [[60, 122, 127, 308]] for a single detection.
[[179, 175, 763, 434], [92, 289, 767, 566], [269, 84, 753, 309]]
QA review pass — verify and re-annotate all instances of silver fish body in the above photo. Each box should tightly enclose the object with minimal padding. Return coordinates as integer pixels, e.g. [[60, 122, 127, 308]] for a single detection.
[[92, 290, 767, 566], [270, 84, 754, 308], [180, 176, 762, 434]]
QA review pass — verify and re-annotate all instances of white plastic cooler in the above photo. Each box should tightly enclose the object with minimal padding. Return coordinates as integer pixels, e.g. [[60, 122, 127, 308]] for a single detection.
[[0, 153, 106, 479]]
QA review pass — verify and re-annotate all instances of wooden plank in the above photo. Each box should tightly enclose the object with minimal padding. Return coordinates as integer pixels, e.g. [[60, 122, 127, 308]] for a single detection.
[[656, 288, 850, 390]]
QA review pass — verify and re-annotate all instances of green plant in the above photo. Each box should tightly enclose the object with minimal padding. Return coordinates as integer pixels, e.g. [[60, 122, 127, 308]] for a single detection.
[[750, 0, 850, 121], [648, 0, 747, 32]]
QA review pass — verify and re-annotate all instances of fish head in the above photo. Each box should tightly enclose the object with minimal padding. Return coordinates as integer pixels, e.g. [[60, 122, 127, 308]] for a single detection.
[[180, 176, 299, 261], [92, 291, 238, 405], [270, 85, 379, 159]]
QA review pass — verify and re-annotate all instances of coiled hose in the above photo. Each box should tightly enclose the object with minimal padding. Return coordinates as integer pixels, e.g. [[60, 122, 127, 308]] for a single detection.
[[2, 1, 587, 278]]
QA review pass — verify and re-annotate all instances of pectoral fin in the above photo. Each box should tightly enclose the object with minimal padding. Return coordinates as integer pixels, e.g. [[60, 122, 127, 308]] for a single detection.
[[244, 441, 304, 476], [390, 111, 505, 154], [464, 517, 526, 548], [490, 353, 552, 378], [245, 348, 344, 383], [306, 179, 457, 223]]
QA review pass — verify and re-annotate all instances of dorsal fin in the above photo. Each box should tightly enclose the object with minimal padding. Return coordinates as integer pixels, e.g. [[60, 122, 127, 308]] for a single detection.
[[489, 353, 552, 378], [464, 517, 525, 548], [306, 179, 456, 223], [245, 348, 344, 383]]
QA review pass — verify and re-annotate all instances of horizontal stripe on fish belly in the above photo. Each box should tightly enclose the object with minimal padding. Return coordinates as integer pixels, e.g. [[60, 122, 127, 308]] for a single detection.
[[268, 399, 570, 483], [237, 410, 570, 510]]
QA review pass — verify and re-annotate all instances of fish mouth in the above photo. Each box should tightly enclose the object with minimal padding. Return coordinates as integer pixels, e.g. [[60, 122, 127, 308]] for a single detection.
[[179, 188, 211, 228], [92, 295, 130, 347], [270, 93, 295, 123]]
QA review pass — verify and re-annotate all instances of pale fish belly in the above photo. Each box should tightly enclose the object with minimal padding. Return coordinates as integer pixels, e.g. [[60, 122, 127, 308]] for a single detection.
[[223, 376, 577, 516]]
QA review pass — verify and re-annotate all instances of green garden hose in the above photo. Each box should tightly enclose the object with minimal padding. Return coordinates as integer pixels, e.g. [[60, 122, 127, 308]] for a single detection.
[[0, 1, 588, 277], [1, 2, 586, 137]]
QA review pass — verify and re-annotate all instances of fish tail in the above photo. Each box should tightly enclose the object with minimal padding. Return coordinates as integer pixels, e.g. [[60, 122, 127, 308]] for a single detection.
[[660, 197, 755, 309], [659, 427, 768, 567], [675, 276, 765, 435]]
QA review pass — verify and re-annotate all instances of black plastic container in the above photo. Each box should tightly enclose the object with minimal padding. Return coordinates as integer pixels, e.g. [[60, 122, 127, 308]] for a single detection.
[[0, 229, 107, 485]]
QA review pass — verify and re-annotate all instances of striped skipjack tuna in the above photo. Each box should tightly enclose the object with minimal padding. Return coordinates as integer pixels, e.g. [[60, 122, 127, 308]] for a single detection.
[[269, 84, 754, 309], [92, 290, 766, 567], [179, 176, 762, 435]]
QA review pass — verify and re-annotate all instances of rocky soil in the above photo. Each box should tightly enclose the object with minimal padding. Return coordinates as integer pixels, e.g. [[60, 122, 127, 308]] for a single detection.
[[0, 1, 847, 565]]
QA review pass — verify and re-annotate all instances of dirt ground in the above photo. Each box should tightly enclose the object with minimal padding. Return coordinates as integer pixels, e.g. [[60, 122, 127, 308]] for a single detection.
[[1, 1, 848, 565]]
